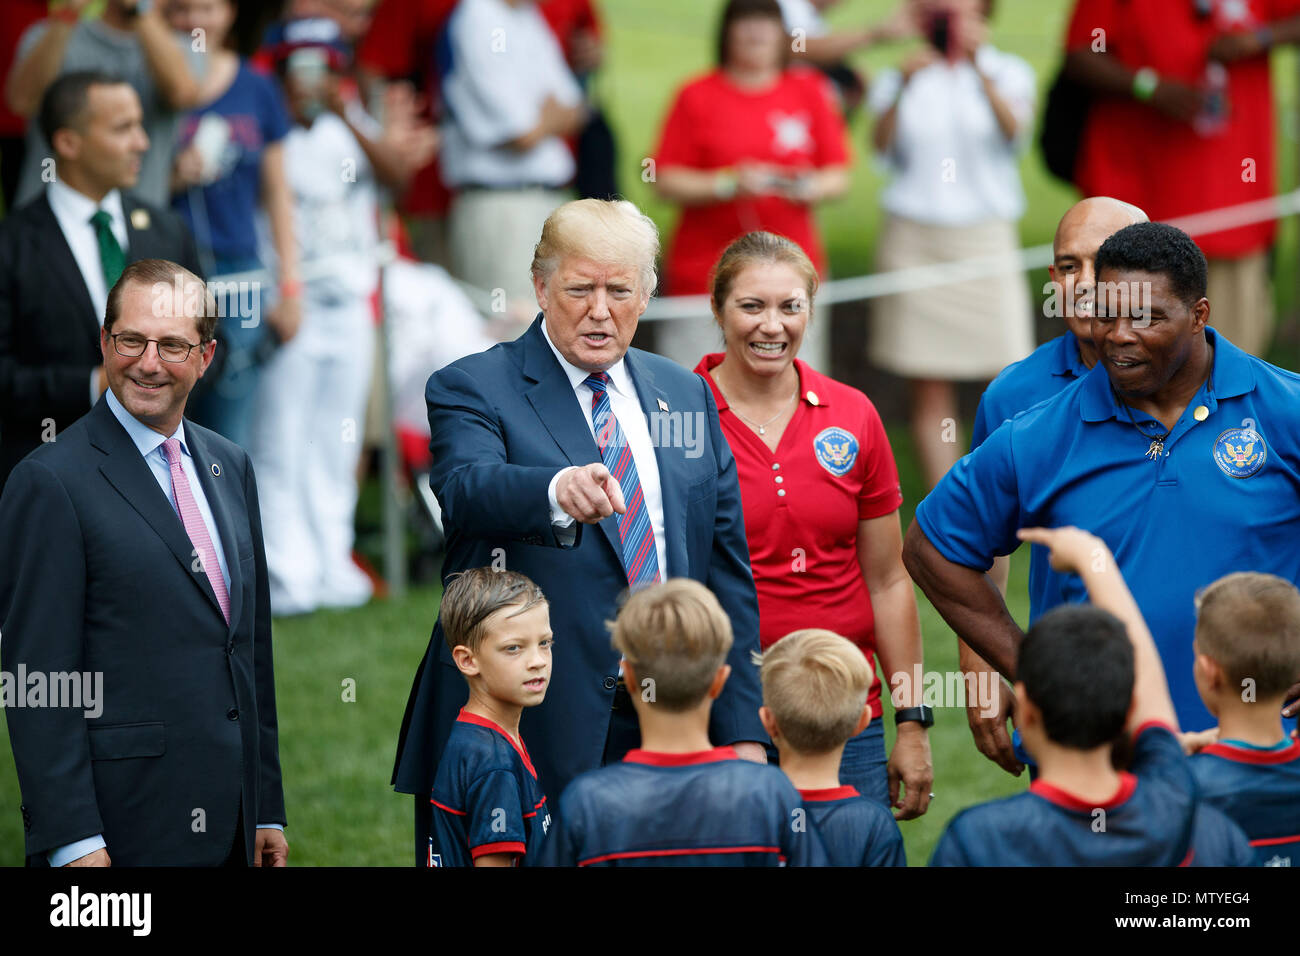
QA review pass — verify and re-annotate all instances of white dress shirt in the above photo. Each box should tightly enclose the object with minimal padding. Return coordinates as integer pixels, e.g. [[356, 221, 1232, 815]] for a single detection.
[[439, 0, 584, 188], [47, 391, 280, 867], [46, 179, 130, 406], [540, 319, 669, 579], [868, 45, 1035, 226]]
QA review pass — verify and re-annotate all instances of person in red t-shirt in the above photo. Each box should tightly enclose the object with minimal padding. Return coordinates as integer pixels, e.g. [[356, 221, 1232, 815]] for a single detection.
[[654, 0, 849, 371], [1063, 0, 1300, 357], [0, 0, 46, 209], [693, 231, 933, 819]]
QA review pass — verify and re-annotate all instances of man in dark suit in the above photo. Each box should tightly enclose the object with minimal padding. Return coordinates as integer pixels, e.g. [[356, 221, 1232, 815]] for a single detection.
[[0, 70, 202, 492], [0, 259, 287, 866], [393, 198, 767, 865]]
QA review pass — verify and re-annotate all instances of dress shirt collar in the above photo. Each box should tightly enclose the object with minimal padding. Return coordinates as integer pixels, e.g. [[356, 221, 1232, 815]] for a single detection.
[[538, 312, 635, 400], [105, 388, 190, 461], [47, 179, 126, 235]]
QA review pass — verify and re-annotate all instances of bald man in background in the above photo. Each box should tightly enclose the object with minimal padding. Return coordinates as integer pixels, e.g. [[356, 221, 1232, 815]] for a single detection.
[[959, 196, 1148, 774]]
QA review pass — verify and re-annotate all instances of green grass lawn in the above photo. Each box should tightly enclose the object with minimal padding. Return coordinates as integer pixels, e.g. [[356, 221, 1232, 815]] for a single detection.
[[3, 0, 1297, 867]]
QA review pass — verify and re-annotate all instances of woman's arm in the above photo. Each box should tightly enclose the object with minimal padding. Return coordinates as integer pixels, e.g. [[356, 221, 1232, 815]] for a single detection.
[[859, 510, 933, 820], [870, 49, 937, 155], [975, 66, 1021, 142], [259, 141, 301, 342], [5, 13, 82, 118]]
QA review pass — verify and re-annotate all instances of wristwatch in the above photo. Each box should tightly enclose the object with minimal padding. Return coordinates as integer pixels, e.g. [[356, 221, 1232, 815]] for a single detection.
[[894, 705, 934, 728]]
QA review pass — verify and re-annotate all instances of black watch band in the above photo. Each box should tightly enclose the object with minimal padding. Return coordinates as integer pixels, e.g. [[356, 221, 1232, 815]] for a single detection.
[[894, 705, 934, 728]]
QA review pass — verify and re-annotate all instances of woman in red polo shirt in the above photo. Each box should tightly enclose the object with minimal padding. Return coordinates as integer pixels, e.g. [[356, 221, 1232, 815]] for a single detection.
[[694, 232, 933, 817], [654, 0, 849, 369]]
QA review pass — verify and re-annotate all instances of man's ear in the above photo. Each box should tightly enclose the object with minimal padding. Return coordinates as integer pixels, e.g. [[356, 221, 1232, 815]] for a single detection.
[[100, 326, 111, 362], [1191, 296, 1210, 335], [196, 338, 217, 378], [533, 271, 549, 316], [451, 645, 479, 677], [50, 128, 80, 165], [759, 704, 780, 743], [707, 663, 731, 700]]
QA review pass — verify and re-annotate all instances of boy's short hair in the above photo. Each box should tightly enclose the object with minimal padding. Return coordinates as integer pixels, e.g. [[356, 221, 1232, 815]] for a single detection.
[[1018, 605, 1134, 750], [760, 629, 872, 755], [1195, 572, 1300, 698], [441, 568, 547, 653], [609, 579, 733, 712]]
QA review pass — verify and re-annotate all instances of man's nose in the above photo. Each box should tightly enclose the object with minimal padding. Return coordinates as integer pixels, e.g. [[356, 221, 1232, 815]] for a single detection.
[[588, 288, 611, 320], [136, 341, 164, 371]]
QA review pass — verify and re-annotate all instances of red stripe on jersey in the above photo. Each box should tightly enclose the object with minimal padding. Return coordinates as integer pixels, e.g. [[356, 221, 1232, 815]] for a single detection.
[[1201, 740, 1300, 764], [799, 785, 860, 802], [471, 841, 526, 860], [1250, 833, 1300, 847], [1029, 773, 1137, 812], [622, 746, 739, 766], [1178, 847, 1194, 867], [1131, 720, 1178, 742], [523, 795, 549, 818], [456, 708, 539, 778], [579, 845, 782, 866], [430, 798, 466, 816]]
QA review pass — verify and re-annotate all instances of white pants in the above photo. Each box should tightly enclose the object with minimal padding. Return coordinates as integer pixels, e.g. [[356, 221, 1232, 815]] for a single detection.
[[448, 187, 567, 305], [249, 300, 376, 616]]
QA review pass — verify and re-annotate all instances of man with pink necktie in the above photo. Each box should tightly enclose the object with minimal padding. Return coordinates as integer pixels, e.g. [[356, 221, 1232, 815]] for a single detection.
[[0, 258, 288, 867]]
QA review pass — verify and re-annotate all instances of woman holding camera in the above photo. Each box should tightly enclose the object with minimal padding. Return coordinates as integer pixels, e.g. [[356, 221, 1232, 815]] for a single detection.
[[867, 0, 1035, 489]]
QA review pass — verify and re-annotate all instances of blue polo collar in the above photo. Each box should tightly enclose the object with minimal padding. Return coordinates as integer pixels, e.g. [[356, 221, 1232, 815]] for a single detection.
[[1077, 327, 1255, 423], [1053, 329, 1091, 379]]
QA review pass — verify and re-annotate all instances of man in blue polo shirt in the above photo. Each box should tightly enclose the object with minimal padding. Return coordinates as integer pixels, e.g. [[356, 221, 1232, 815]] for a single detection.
[[963, 197, 1148, 774], [904, 222, 1300, 733]]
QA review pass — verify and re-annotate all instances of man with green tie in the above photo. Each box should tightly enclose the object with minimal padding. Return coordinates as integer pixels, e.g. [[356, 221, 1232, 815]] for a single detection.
[[0, 70, 202, 491]]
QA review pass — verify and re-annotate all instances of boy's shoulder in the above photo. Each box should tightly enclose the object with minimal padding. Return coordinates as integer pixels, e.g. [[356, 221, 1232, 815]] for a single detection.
[[801, 787, 905, 866], [561, 748, 798, 809], [436, 711, 539, 790]]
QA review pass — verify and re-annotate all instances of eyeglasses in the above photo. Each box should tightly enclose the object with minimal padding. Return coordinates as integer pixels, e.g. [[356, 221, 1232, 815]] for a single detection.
[[109, 333, 203, 363]]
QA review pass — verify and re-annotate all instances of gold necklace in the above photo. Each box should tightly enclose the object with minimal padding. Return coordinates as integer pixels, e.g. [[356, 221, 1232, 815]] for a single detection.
[[715, 377, 798, 436]]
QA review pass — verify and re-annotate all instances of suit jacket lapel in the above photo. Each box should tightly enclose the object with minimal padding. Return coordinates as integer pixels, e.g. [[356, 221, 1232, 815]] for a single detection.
[[520, 317, 625, 566], [88, 399, 227, 621], [122, 193, 163, 263], [34, 194, 100, 347], [187, 425, 243, 633], [625, 350, 688, 577]]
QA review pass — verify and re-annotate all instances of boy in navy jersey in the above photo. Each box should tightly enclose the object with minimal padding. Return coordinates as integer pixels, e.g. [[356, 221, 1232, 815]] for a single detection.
[[427, 569, 553, 867], [931, 526, 1200, 866], [759, 629, 906, 866], [1188, 572, 1300, 866], [541, 579, 827, 866]]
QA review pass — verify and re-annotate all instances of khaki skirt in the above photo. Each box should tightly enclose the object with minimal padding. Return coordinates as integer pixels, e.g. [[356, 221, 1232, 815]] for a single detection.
[[867, 215, 1033, 380]]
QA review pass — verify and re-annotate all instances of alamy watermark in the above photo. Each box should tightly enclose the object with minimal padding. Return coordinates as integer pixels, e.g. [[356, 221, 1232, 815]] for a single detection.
[[1, 665, 103, 718]]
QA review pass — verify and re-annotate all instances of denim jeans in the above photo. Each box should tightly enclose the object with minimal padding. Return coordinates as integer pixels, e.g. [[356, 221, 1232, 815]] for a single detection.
[[187, 254, 273, 450]]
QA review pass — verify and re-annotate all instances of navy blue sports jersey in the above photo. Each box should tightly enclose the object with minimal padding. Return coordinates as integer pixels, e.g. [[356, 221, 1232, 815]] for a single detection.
[[1191, 738, 1300, 866], [929, 723, 1195, 866], [428, 710, 550, 867], [1187, 803, 1254, 867], [800, 786, 906, 867], [541, 747, 829, 866]]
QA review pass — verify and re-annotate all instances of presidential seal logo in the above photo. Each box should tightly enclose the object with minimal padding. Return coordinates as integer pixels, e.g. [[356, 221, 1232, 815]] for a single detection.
[[1213, 426, 1267, 479], [813, 427, 858, 477]]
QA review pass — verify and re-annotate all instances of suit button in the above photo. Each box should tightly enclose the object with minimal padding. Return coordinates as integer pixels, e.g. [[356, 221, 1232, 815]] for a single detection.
[[602, 676, 616, 690], [227, 708, 239, 721]]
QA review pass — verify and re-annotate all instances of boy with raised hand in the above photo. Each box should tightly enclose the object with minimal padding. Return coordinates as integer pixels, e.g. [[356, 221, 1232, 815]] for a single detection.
[[541, 579, 827, 867], [759, 628, 906, 866], [930, 526, 1198, 866], [1188, 572, 1300, 866], [427, 568, 553, 867]]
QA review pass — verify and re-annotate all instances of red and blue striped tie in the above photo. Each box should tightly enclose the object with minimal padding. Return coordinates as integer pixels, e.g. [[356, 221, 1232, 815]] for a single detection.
[[585, 372, 661, 588]]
